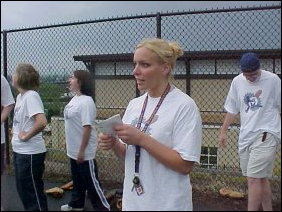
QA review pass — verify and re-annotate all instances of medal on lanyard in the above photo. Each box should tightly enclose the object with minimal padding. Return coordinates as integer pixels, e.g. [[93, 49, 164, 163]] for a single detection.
[[132, 84, 171, 196], [131, 175, 144, 196]]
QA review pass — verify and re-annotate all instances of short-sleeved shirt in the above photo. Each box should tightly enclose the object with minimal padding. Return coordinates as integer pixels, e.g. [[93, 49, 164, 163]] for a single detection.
[[1, 75, 15, 144], [64, 95, 97, 160], [224, 70, 281, 151], [11, 90, 46, 154], [122, 86, 202, 211]]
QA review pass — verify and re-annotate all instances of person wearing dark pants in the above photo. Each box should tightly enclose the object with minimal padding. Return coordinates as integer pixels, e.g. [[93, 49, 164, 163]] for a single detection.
[[68, 159, 109, 211], [11, 64, 48, 211], [61, 70, 110, 211], [1, 75, 15, 211], [14, 152, 48, 211]]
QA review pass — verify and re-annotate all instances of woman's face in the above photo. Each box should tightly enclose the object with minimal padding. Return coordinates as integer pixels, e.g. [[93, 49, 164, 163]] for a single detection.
[[68, 74, 80, 93], [133, 47, 169, 92]]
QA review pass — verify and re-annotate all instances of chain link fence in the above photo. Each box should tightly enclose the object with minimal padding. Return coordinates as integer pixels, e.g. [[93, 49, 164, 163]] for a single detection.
[[1, 4, 281, 203]]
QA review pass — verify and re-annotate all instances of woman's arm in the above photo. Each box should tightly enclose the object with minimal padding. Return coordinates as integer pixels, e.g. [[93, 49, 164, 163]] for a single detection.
[[18, 113, 47, 141], [142, 135, 194, 174], [1, 104, 14, 124], [77, 125, 92, 163], [115, 124, 194, 175]]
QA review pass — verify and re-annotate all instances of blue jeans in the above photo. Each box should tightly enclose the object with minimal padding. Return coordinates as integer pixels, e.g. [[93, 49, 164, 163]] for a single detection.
[[14, 152, 48, 211], [69, 158, 110, 211]]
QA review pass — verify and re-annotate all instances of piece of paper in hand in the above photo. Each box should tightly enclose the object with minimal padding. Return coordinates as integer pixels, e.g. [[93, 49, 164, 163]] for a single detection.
[[97, 114, 123, 137]]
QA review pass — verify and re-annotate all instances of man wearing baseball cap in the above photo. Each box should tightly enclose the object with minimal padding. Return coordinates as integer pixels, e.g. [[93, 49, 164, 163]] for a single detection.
[[219, 52, 281, 211]]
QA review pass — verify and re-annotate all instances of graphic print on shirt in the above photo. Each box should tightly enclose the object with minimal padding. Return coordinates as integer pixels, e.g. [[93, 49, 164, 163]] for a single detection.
[[244, 90, 263, 113], [131, 114, 159, 135]]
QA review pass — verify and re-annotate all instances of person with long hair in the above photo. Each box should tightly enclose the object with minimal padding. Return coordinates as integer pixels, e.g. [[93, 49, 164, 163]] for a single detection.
[[61, 70, 110, 211]]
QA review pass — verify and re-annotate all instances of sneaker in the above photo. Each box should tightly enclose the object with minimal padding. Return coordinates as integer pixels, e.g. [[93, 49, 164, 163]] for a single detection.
[[61, 204, 83, 211]]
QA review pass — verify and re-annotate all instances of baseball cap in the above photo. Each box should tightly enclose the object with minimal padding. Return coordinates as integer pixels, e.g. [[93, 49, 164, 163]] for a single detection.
[[240, 52, 260, 72]]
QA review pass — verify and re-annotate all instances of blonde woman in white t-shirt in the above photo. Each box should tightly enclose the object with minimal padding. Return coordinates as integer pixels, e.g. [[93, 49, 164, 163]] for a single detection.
[[98, 38, 202, 211], [61, 70, 110, 211], [11, 63, 48, 211]]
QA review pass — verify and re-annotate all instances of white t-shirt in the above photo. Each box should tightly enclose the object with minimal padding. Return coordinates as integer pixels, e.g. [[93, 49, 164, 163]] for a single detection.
[[64, 95, 97, 160], [121, 86, 202, 211], [11, 90, 46, 154], [224, 70, 281, 151], [1, 75, 15, 144]]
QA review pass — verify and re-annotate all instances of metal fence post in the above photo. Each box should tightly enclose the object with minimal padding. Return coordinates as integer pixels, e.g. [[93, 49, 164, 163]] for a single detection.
[[91, 62, 96, 103], [3, 30, 10, 165], [156, 12, 161, 38], [185, 59, 191, 96], [135, 82, 140, 98]]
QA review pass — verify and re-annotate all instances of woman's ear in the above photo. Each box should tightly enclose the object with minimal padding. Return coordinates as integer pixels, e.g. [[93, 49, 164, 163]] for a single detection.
[[162, 63, 171, 76]]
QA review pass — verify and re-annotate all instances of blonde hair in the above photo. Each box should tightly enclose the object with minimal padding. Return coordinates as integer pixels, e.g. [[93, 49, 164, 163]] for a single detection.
[[136, 38, 184, 70], [15, 63, 40, 91]]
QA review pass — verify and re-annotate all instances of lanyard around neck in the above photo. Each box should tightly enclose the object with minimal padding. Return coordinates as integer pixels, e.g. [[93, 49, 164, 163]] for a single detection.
[[134, 84, 171, 174]]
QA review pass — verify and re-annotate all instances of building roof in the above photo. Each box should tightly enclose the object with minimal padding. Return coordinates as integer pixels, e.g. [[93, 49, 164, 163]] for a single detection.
[[73, 49, 281, 63]]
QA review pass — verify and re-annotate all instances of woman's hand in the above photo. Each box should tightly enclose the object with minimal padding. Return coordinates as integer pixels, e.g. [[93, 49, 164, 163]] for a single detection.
[[18, 131, 29, 141], [114, 124, 146, 146], [77, 150, 85, 164], [98, 133, 117, 150]]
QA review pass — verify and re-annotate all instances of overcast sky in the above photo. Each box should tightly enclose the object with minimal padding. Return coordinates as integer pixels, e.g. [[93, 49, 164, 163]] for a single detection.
[[1, 1, 280, 30]]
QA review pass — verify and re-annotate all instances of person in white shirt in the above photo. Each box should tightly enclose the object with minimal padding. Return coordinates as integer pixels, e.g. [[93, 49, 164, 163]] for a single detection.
[[1, 75, 15, 172], [61, 70, 110, 211], [219, 52, 281, 211], [11, 63, 48, 211], [1, 74, 15, 210], [98, 38, 202, 211]]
